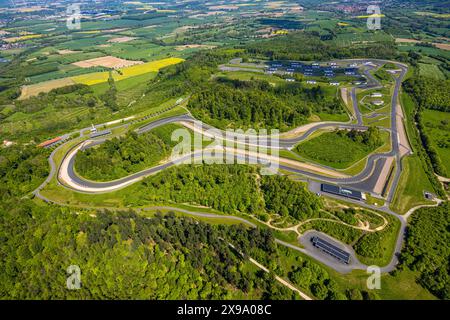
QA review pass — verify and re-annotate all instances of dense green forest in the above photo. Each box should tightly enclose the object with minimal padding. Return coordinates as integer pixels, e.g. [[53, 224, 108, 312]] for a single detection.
[[0, 201, 298, 299], [415, 111, 448, 177], [75, 125, 179, 181], [141, 164, 265, 214], [138, 164, 322, 221], [0, 196, 383, 300], [0, 135, 301, 300], [0, 145, 49, 199], [353, 213, 399, 262], [399, 202, 450, 299], [244, 32, 398, 62], [261, 175, 323, 220], [287, 256, 379, 300], [120, 162, 323, 221], [188, 79, 344, 131]]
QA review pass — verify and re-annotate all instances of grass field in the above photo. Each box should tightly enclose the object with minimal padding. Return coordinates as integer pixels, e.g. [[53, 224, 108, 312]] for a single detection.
[[421, 109, 450, 177], [365, 194, 386, 207], [19, 77, 75, 100], [91, 72, 158, 107], [397, 44, 450, 60], [339, 268, 436, 300], [215, 71, 286, 86], [357, 86, 392, 115], [391, 155, 435, 214], [293, 131, 389, 169], [316, 112, 349, 122], [363, 114, 391, 128], [418, 63, 446, 80], [334, 31, 392, 46], [390, 91, 437, 213]]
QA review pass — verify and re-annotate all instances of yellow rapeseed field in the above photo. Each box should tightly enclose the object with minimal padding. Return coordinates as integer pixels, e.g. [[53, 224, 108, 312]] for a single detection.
[[20, 57, 184, 99], [76, 30, 102, 34], [3, 34, 43, 43], [71, 57, 184, 85], [356, 14, 386, 19]]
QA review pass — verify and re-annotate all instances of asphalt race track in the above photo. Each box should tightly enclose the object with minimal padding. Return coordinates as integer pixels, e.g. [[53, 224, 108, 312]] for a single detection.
[[34, 59, 415, 274], [59, 60, 408, 198]]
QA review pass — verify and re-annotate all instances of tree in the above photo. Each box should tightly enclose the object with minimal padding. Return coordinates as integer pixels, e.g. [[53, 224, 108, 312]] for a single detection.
[[101, 71, 118, 112]]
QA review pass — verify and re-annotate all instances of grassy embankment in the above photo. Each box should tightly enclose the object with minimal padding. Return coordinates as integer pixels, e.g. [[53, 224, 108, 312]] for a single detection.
[[390, 92, 435, 214]]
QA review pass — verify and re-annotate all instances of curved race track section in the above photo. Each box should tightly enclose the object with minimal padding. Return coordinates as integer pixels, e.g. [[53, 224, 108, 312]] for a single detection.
[[58, 60, 408, 199]]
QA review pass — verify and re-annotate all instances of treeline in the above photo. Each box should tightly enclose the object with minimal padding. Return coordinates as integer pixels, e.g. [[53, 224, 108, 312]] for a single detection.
[[141, 164, 265, 214], [13, 85, 98, 115], [415, 112, 447, 177], [244, 32, 397, 61], [75, 128, 174, 181], [188, 79, 344, 131], [0, 200, 296, 299], [404, 77, 450, 112], [399, 202, 449, 299], [49, 83, 92, 96], [101, 72, 118, 112]]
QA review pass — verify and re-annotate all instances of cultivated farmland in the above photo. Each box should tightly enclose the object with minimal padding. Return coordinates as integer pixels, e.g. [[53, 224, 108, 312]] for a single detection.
[[71, 57, 184, 85], [72, 56, 143, 69], [19, 78, 75, 100], [19, 57, 184, 97]]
